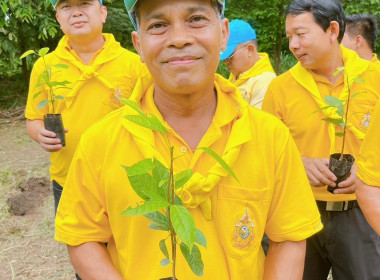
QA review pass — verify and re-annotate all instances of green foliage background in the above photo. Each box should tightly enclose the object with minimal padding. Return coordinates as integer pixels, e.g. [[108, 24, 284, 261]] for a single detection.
[[1, 0, 380, 108]]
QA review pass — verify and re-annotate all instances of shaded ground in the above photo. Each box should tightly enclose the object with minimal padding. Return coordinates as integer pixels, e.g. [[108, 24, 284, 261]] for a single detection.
[[0, 118, 75, 280]]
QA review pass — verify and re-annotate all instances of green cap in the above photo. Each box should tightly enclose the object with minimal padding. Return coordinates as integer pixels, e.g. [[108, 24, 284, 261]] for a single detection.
[[49, 0, 103, 7], [124, 0, 225, 29]]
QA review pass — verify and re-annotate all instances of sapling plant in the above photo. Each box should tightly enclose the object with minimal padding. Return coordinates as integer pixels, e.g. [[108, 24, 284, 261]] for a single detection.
[[20, 48, 71, 146], [120, 99, 238, 279], [317, 66, 364, 193]]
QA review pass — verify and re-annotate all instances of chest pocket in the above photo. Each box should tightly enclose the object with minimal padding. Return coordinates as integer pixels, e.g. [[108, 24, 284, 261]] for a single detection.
[[215, 184, 271, 259]]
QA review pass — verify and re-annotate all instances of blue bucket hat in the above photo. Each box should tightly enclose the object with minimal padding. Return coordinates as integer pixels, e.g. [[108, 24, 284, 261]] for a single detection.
[[220, 19, 257, 61], [124, 0, 225, 30], [49, 0, 103, 7]]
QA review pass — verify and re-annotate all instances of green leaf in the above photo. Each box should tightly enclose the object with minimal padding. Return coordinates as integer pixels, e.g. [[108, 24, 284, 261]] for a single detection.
[[159, 239, 170, 259], [122, 99, 146, 116], [335, 132, 345, 137], [20, 50, 35, 59], [123, 114, 167, 134], [333, 66, 345, 77], [325, 95, 343, 107], [322, 118, 344, 125], [38, 47, 49, 57], [312, 105, 332, 114], [127, 173, 159, 200], [160, 258, 170, 267], [121, 200, 170, 216], [37, 100, 50, 109], [145, 211, 170, 231], [174, 169, 193, 190], [47, 80, 71, 87], [180, 243, 204, 276], [170, 205, 196, 252], [53, 64, 69, 69], [198, 147, 239, 182], [54, 95, 65, 100], [33, 91, 43, 100], [123, 159, 154, 176], [353, 77, 365, 83], [195, 229, 207, 248], [152, 158, 169, 183]]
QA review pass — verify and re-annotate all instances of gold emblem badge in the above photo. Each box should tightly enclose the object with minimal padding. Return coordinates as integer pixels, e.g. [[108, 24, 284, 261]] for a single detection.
[[359, 112, 371, 131], [233, 208, 255, 249]]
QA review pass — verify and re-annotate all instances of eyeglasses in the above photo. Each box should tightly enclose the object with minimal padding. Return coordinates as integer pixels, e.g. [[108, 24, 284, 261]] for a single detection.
[[223, 43, 249, 64]]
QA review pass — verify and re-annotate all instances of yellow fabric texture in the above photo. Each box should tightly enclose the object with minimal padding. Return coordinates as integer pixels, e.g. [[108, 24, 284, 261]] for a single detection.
[[25, 34, 148, 187], [56, 74, 322, 280], [229, 53, 276, 109], [372, 53, 380, 64], [263, 46, 380, 202], [357, 100, 380, 186]]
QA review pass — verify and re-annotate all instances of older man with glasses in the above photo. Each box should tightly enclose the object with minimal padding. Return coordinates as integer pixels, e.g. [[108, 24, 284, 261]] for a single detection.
[[221, 19, 276, 109]]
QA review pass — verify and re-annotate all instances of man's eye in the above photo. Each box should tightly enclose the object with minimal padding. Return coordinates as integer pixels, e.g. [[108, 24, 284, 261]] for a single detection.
[[149, 23, 166, 30], [190, 16, 206, 23]]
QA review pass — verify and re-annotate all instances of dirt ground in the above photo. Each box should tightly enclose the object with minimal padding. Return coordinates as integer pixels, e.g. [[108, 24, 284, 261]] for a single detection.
[[0, 119, 75, 280]]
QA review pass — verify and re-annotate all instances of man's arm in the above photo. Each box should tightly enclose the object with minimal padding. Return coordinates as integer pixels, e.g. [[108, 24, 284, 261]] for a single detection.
[[26, 119, 64, 152], [355, 178, 380, 235], [68, 242, 124, 280], [264, 240, 306, 280]]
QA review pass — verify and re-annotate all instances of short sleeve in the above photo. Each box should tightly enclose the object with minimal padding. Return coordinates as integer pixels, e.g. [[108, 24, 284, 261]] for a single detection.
[[55, 138, 112, 246], [265, 129, 323, 241]]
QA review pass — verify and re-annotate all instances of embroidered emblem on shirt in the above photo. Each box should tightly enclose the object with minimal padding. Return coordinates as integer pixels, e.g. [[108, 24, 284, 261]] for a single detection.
[[233, 208, 255, 249], [359, 112, 371, 131]]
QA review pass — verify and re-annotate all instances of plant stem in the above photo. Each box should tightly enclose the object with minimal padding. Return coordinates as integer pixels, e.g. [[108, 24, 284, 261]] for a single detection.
[[42, 56, 55, 115], [168, 146, 177, 279], [340, 73, 352, 160]]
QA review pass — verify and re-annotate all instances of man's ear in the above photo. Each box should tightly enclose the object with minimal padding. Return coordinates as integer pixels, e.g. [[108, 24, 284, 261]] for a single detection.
[[220, 18, 229, 51], [329, 21, 340, 42], [132, 31, 145, 62], [247, 44, 256, 55], [101, 5, 107, 24], [355, 35, 364, 48]]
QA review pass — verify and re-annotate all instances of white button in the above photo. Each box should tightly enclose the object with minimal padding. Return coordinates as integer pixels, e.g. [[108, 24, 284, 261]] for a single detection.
[[180, 146, 188, 153]]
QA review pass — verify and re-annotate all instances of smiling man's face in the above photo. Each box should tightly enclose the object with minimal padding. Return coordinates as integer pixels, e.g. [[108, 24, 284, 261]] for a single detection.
[[132, 0, 229, 95]]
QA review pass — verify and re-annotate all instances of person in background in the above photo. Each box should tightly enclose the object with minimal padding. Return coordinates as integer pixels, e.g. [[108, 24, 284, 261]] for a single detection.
[[54, 0, 322, 279], [25, 0, 147, 212], [356, 100, 380, 235], [342, 14, 379, 63], [263, 0, 380, 279], [220, 19, 276, 109]]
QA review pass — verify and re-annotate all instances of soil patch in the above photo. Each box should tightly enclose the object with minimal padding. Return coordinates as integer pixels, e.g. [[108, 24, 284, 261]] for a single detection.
[[7, 177, 51, 216]]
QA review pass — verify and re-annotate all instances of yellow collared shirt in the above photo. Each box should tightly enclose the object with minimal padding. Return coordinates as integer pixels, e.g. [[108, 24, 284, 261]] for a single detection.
[[263, 46, 380, 201], [25, 33, 148, 186], [56, 74, 322, 279], [229, 53, 276, 109]]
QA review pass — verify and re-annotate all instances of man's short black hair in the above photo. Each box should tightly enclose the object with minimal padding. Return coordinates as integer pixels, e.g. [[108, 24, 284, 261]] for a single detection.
[[285, 0, 346, 43], [346, 14, 378, 51]]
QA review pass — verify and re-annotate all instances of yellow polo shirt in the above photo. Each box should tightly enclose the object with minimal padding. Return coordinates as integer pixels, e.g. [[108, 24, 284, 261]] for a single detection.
[[357, 100, 380, 186], [25, 34, 148, 187], [56, 74, 322, 279], [229, 53, 276, 109], [372, 53, 380, 64], [263, 46, 380, 201]]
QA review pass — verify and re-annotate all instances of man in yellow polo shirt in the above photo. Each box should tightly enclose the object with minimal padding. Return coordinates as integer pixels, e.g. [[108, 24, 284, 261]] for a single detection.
[[25, 0, 147, 212], [220, 19, 276, 109], [55, 0, 322, 279], [356, 100, 380, 235], [263, 0, 380, 279], [341, 14, 380, 64]]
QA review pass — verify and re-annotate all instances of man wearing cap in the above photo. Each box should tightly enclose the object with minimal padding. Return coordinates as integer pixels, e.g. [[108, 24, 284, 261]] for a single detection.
[[25, 0, 147, 212], [55, 0, 322, 279], [263, 0, 380, 279], [220, 19, 276, 109]]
